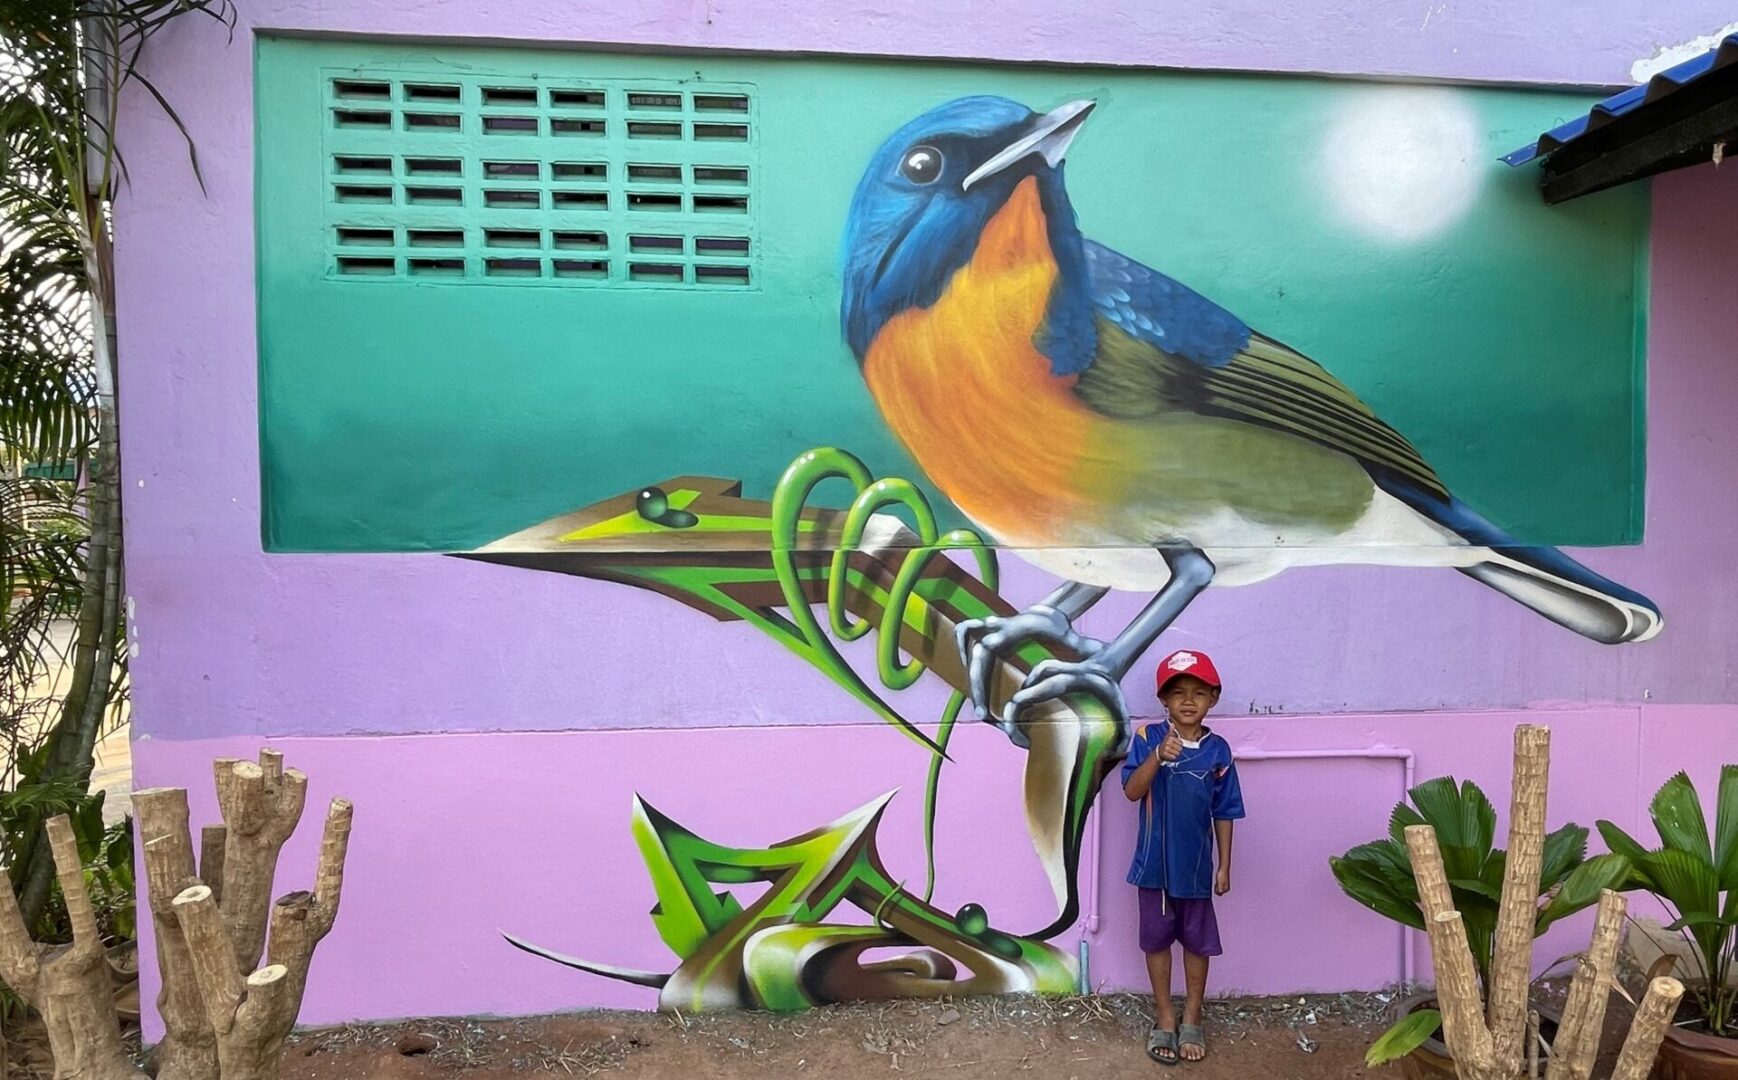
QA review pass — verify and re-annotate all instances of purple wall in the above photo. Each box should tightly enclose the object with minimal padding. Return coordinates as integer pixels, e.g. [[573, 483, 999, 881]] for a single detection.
[[117, 0, 1738, 1032]]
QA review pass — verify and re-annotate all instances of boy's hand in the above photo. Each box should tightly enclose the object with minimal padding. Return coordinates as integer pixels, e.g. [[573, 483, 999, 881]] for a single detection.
[[1214, 867, 1231, 896], [1159, 729, 1183, 761]]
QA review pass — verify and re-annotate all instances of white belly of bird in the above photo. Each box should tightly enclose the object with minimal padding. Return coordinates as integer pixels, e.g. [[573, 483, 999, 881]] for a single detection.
[[980, 487, 1482, 590]]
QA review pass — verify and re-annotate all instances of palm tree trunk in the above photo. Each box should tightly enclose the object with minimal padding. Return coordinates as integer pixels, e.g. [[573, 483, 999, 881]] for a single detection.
[[14, 227, 124, 929]]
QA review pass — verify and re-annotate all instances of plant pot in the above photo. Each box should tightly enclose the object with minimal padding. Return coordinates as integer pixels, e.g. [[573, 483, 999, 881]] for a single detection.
[[1654, 1024, 1738, 1080], [1390, 992, 1562, 1080]]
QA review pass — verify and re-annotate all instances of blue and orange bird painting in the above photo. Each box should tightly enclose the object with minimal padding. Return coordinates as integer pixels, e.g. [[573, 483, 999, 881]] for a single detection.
[[839, 96, 1661, 735]]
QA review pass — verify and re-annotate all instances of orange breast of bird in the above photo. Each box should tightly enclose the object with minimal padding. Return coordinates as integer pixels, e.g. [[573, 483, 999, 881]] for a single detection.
[[862, 177, 1102, 544]]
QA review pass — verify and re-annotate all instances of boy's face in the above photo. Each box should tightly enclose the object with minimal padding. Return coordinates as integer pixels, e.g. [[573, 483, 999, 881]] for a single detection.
[[1161, 675, 1220, 726]]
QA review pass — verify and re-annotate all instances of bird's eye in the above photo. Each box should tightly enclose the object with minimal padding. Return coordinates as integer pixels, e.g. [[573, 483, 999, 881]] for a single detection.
[[900, 145, 943, 185]]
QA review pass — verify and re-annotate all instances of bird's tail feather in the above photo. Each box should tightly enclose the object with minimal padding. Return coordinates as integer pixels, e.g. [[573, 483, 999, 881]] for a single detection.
[[1459, 545, 1661, 644], [1371, 467, 1661, 645]]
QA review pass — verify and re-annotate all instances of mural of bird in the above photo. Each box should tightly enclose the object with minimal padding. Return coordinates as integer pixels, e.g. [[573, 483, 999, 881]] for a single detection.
[[839, 96, 1661, 733]]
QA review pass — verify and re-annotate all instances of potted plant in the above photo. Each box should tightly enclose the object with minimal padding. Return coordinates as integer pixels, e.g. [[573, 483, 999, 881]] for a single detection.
[[1331, 775, 1629, 1076], [1598, 767, 1738, 1079]]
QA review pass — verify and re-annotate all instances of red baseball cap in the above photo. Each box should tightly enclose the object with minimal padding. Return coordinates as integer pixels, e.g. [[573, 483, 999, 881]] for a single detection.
[[1156, 650, 1222, 694]]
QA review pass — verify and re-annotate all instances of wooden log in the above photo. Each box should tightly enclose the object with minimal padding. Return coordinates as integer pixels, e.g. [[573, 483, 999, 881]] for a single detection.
[[1545, 889, 1626, 1080], [1408, 825, 1499, 1078], [174, 887, 299, 1080], [1426, 909, 1499, 1079], [1490, 725, 1551, 1075], [134, 787, 218, 1080], [1403, 824, 1457, 922], [1610, 976, 1686, 1080], [266, 799, 352, 1015], [214, 750, 307, 971], [0, 817, 146, 1080], [199, 826, 228, 906]]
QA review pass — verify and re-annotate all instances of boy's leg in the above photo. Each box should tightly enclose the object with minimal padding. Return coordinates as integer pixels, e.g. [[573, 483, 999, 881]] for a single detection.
[[1146, 946, 1176, 1028], [1179, 950, 1209, 1061], [1174, 898, 1224, 1062]]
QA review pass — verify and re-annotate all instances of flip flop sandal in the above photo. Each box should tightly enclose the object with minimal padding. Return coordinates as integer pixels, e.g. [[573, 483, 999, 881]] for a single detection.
[[1179, 1023, 1207, 1062], [1147, 1025, 1180, 1066]]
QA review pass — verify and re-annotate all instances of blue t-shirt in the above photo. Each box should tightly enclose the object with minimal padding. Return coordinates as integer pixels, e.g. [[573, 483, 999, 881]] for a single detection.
[[1121, 722, 1245, 898]]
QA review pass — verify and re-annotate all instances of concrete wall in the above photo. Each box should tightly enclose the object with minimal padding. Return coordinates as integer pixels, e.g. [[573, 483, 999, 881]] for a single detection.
[[117, 0, 1738, 1031]]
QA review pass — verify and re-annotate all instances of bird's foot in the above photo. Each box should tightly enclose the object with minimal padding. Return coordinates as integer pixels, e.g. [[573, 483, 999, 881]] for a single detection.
[[955, 605, 1110, 746], [999, 655, 1130, 735]]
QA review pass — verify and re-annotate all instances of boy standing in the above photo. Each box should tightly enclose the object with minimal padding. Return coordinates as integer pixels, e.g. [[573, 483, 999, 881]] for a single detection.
[[1121, 650, 1244, 1066]]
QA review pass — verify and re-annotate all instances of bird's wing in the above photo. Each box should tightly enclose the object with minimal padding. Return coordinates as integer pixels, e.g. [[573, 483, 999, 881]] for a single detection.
[[1074, 240, 1450, 502]]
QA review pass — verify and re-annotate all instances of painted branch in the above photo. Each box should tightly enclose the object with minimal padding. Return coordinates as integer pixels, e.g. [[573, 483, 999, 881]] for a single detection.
[[134, 787, 218, 1080], [6, 816, 149, 1080], [1490, 725, 1551, 1074], [1426, 909, 1499, 1079], [200, 825, 228, 906], [214, 751, 308, 971], [1610, 976, 1686, 1080], [1545, 888, 1627, 1080], [266, 799, 352, 1015]]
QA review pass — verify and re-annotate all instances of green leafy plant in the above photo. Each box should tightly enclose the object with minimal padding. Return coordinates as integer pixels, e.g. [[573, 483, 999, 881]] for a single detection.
[[1330, 776, 1629, 1066], [1597, 767, 1738, 1037]]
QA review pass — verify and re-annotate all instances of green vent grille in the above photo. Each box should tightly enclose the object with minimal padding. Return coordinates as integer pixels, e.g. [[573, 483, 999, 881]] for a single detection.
[[322, 72, 756, 288]]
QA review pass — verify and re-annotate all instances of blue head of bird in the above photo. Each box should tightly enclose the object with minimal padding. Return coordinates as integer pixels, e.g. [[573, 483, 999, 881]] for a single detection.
[[840, 96, 1097, 364]]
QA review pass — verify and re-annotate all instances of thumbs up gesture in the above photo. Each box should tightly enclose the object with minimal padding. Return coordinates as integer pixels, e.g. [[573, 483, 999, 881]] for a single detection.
[[1159, 727, 1183, 762]]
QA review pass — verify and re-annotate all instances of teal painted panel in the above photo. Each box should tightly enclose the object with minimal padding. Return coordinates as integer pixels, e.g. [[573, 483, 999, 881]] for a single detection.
[[257, 39, 1648, 551]]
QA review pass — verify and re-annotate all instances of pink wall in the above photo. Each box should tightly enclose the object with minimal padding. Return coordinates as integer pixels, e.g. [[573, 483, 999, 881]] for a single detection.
[[133, 703, 1738, 1029], [116, 0, 1738, 1032]]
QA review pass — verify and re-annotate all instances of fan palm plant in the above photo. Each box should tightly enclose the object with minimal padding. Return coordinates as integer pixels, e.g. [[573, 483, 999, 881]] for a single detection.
[[1598, 767, 1738, 1036], [0, 0, 232, 933], [1331, 775, 1631, 1065]]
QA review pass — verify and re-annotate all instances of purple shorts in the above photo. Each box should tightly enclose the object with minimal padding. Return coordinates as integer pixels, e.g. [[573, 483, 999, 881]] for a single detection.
[[1138, 889, 1223, 957]]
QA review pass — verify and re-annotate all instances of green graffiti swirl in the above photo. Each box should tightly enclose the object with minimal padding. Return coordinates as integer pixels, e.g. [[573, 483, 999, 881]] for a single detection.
[[768, 448, 997, 899]]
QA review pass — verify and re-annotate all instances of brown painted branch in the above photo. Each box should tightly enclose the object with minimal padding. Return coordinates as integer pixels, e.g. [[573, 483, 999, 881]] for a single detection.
[[1490, 725, 1551, 1073], [134, 787, 218, 1080], [1610, 976, 1686, 1080], [1545, 888, 1626, 1080], [1528, 1009, 1541, 1079], [214, 751, 308, 971]]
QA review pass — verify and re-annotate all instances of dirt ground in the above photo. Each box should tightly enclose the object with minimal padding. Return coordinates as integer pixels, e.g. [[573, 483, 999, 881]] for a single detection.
[[274, 992, 1391, 1080]]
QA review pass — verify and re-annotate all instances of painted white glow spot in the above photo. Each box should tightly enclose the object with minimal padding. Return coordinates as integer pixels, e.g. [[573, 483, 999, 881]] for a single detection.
[[1320, 87, 1484, 244]]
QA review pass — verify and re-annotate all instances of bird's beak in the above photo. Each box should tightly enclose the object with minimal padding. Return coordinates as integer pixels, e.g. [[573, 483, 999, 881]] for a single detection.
[[961, 99, 1096, 192]]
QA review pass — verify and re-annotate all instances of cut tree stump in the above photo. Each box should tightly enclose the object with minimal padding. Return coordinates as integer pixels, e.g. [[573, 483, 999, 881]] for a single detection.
[[173, 886, 299, 1080], [1407, 723, 1690, 1080], [214, 750, 308, 973], [265, 799, 352, 1016], [0, 815, 146, 1080], [135, 786, 219, 1080]]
